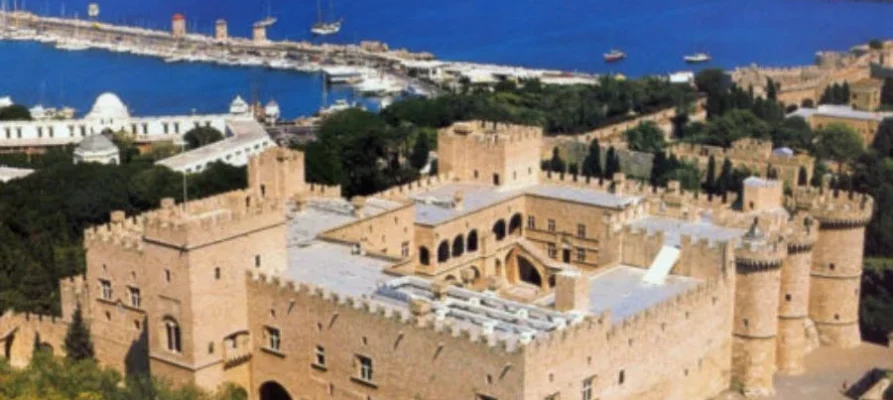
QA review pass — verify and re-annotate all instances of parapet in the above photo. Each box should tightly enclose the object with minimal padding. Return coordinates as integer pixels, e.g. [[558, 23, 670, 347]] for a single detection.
[[373, 172, 457, 201], [143, 191, 285, 248], [83, 210, 144, 252], [790, 185, 874, 228], [783, 212, 818, 253], [735, 234, 787, 272], [439, 120, 543, 146]]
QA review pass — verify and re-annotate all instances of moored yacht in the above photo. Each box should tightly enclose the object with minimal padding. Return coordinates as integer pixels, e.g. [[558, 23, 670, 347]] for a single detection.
[[684, 52, 712, 63], [603, 49, 626, 62]]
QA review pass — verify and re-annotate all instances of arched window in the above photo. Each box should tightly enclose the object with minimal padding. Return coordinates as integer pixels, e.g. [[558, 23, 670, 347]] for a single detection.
[[437, 240, 450, 263], [509, 213, 523, 236], [419, 247, 430, 265], [164, 317, 182, 353], [467, 230, 479, 252], [492, 220, 507, 241], [452, 235, 465, 257]]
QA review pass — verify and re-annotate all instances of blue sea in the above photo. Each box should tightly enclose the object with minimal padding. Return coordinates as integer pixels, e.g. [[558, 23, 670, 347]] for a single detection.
[[1, 0, 891, 118]]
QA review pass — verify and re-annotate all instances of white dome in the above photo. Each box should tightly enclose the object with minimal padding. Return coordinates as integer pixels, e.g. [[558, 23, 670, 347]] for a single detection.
[[86, 92, 130, 120]]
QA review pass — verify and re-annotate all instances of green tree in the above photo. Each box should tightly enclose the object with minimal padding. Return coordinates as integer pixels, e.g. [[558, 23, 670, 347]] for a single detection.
[[873, 118, 893, 158], [624, 121, 665, 153], [766, 78, 778, 102], [704, 155, 717, 194], [183, 127, 224, 150], [0, 105, 32, 121], [773, 116, 815, 151], [649, 151, 667, 186], [605, 146, 620, 177], [549, 147, 566, 173], [717, 158, 734, 200], [409, 134, 430, 171], [868, 39, 884, 50], [815, 123, 865, 168], [581, 139, 602, 178], [881, 77, 893, 107], [64, 304, 95, 362], [702, 109, 771, 146]]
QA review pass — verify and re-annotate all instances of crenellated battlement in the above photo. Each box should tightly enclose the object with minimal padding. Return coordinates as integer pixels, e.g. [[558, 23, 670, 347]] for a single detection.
[[440, 120, 543, 147], [373, 172, 457, 200], [83, 211, 145, 253], [306, 183, 342, 199], [142, 191, 285, 248], [245, 271, 525, 354], [783, 212, 818, 253], [735, 234, 787, 272], [790, 185, 874, 228]]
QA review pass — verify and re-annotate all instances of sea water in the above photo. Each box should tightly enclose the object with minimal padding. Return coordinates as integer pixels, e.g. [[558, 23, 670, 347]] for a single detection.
[[1, 0, 891, 117]]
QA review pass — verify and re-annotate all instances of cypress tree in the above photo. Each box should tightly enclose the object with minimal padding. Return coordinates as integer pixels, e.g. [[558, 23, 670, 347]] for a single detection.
[[582, 139, 602, 178], [705, 155, 717, 194], [717, 158, 734, 200], [650, 151, 667, 186], [841, 82, 850, 105], [766, 78, 777, 102], [409, 135, 430, 171], [605, 146, 619, 178], [797, 166, 808, 187], [64, 303, 95, 362], [549, 147, 566, 173]]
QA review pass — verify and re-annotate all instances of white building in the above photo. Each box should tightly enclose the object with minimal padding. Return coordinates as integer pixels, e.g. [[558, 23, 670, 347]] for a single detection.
[[73, 134, 120, 165], [0, 92, 253, 151], [0, 166, 34, 183], [155, 119, 275, 174], [0, 97, 12, 108]]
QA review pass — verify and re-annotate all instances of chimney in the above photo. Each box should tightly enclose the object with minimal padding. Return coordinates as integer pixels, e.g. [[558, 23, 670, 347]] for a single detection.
[[351, 196, 366, 218], [453, 190, 464, 211], [555, 270, 590, 312]]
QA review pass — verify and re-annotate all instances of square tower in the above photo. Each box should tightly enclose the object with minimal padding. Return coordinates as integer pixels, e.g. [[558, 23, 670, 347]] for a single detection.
[[215, 19, 228, 41], [171, 14, 187, 38], [248, 147, 306, 200], [437, 121, 542, 189]]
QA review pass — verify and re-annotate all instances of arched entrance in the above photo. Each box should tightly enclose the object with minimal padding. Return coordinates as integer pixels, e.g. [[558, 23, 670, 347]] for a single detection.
[[517, 255, 542, 286], [259, 381, 292, 400], [509, 213, 523, 236]]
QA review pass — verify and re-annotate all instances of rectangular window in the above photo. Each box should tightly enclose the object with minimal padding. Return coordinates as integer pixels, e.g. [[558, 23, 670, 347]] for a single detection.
[[527, 216, 535, 229], [577, 224, 586, 238], [576, 248, 586, 263], [255, 255, 261, 268], [357, 355, 373, 381], [215, 267, 221, 280], [267, 327, 281, 351], [548, 243, 557, 259], [129, 287, 141, 308], [548, 219, 556, 232], [315, 345, 326, 367], [401, 241, 410, 258], [100, 280, 112, 300], [582, 377, 593, 400], [164, 269, 171, 283]]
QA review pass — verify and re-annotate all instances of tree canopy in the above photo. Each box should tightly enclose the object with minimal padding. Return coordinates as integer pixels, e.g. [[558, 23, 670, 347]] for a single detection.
[[63, 304, 94, 362], [183, 127, 225, 150], [0, 105, 33, 121], [624, 121, 665, 153], [814, 122, 864, 166]]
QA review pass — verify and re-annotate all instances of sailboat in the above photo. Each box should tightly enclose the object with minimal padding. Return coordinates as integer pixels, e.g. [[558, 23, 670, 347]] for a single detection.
[[311, 0, 342, 36]]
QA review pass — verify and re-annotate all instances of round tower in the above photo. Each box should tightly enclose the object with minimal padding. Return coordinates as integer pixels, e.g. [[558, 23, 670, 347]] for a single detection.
[[775, 214, 817, 375], [806, 193, 873, 348], [732, 221, 786, 397]]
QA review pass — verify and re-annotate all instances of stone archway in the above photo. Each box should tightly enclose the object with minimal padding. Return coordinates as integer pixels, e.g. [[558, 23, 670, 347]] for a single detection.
[[259, 381, 292, 400], [517, 255, 542, 286], [504, 249, 546, 288]]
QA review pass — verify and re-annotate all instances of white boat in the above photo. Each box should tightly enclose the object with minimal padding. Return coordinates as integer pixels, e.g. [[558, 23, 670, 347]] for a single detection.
[[267, 58, 294, 69], [318, 99, 362, 116], [311, 0, 342, 35], [684, 53, 712, 63], [353, 75, 405, 96], [56, 40, 90, 51], [322, 66, 366, 83]]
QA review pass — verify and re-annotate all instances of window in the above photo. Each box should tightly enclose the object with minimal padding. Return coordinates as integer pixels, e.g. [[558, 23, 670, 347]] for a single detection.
[[618, 370, 625, 385], [582, 377, 593, 400], [129, 287, 141, 308], [577, 224, 586, 238], [255, 255, 262, 268], [164, 318, 182, 353], [100, 280, 112, 300], [576, 248, 586, 262], [164, 269, 171, 283], [357, 355, 373, 381], [215, 267, 221, 280], [401, 241, 410, 258], [315, 345, 326, 367], [527, 216, 535, 229], [548, 243, 557, 259], [548, 219, 556, 232], [266, 327, 281, 351]]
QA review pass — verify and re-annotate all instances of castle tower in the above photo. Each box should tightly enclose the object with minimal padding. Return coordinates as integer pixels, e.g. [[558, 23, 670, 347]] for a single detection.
[[252, 23, 267, 43], [775, 214, 817, 375], [731, 221, 786, 397], [171, 13, 186, 38], [215, 19, 228, 41], [248, 147, 306, 200], [792, 183, 873, 348], [437, 121, 542, 189]]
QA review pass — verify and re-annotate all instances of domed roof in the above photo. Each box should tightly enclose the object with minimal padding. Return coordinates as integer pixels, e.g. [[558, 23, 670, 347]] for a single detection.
[[86, 92, 130, 120], [76, 134, 118, 153]]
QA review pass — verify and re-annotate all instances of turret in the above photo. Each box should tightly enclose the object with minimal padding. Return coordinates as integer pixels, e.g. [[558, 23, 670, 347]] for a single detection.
[[791, 180, 873, 348], [731, 218, 787, 397], [776, 213, 817, 375]]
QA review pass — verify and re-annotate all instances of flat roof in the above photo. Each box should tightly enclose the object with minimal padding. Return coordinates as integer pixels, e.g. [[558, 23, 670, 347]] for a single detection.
[[156, 120, 270, 170], [411, 182, 639, 226], [583, 266, 701, 322], [285, 240, 395, 297], [287, 197, 403, 245], [0, 165, 35, 183], [627, 215, 745, 247], [789, 105, 893, 122]]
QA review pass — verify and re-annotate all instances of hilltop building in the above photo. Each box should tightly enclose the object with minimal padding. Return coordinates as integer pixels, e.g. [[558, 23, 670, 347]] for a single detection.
[[667, 138, 815, 187], [849, 78, 884, 111], [0, 121, 874, 400], [789, 105, 893, 147]]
